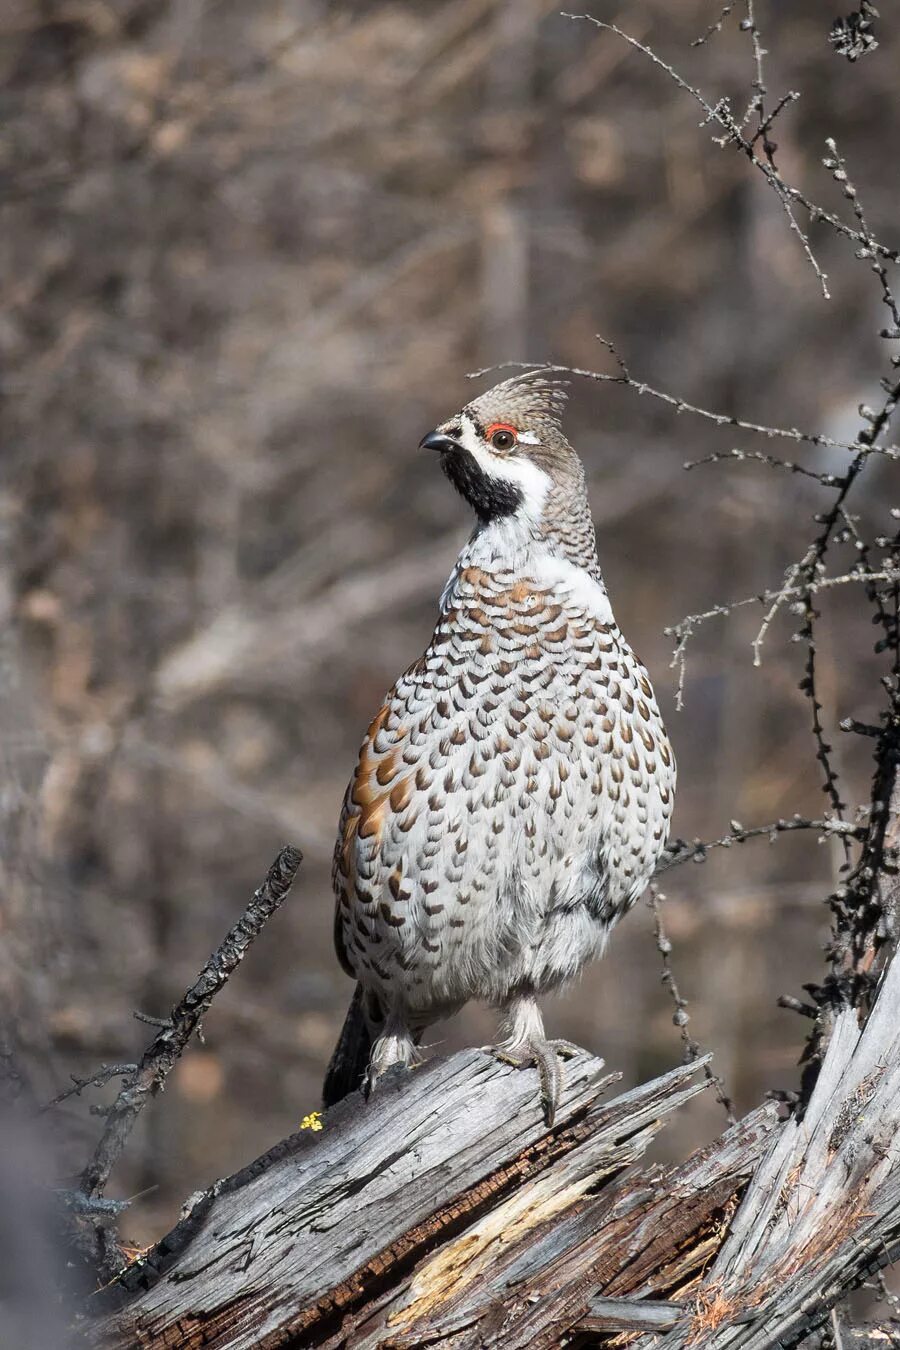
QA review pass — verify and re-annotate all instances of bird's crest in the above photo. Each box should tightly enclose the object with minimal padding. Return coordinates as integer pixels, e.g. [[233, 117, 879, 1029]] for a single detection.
[[465, 368, 570, 436]]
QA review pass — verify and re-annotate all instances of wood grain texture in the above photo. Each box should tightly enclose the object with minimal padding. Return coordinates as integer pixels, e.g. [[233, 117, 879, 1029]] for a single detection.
[[341, 1104, 776, 1350], [632, 951, 900, 1349], [80, 938, 900, 1350], [84, 1050, 732, 1349], [83, 946, 900, 1350]]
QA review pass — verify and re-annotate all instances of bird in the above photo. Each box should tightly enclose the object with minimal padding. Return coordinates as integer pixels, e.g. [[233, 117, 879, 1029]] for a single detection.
[[323, 370, 675, 1122]]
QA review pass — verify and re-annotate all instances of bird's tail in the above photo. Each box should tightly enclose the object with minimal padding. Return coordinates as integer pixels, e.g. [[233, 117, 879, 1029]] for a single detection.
[[323, 983, 372, 1108]]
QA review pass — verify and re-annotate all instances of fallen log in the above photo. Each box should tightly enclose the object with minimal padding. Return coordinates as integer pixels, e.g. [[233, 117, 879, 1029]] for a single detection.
[[78, 939, 900, 1350], [361, 1099, 775, 1350], [82, 1049, 775, 1349], [629, 950, 900, 1350]]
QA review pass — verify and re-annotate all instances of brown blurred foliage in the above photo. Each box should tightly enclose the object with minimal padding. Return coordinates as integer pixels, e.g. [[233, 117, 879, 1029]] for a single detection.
[[1, 0, 898, 1244]]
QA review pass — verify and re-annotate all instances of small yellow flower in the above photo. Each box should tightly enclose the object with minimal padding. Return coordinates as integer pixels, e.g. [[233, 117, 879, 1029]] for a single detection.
[[300, 1110, 324, 1132]]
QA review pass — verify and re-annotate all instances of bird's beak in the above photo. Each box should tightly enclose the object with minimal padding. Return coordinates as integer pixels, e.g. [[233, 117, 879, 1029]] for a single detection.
[[419, 430, 461, 454]]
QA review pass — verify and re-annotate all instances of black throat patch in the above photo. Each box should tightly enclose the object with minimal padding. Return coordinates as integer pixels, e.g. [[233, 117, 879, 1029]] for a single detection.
[[440, 449, 524, 524]]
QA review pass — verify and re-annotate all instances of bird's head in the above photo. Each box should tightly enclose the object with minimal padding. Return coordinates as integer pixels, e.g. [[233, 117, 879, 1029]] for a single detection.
[[419, 371, 579, 527]]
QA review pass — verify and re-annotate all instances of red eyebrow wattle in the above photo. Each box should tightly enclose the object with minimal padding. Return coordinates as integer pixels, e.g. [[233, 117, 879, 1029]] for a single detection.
[[485, 422, 518, 437]]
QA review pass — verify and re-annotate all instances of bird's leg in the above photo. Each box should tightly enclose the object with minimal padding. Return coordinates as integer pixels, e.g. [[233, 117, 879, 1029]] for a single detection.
[[363, 1009, 421, 1098], [490, 995, 579, 1126]]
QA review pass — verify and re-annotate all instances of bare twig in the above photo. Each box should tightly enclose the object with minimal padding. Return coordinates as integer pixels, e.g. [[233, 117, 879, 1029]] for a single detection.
[[684, 448, 844, 487], [647, 884, 736, 1123], [565, 10, 900, 276], [468, 353, 900, 461], [739, 0, 768, 134], [562, 12, 832, 293], [822, 137, 900, 332], [659, 815, 865, 874], [692, 3, 737, 48], [41, 1064, 138, 1114], [769, 370, 900, 873], [664, 566, 900, 708], [752, 91, 800, 148]]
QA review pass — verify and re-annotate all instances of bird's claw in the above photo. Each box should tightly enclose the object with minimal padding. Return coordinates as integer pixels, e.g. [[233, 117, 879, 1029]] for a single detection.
[[488, 1037, 580, 1126]]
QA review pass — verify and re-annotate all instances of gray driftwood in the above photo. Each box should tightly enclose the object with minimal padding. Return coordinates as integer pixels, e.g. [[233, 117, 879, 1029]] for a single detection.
[[628, 949, 900, 1350], [81, 953, 900, 1350], [84, 1049, 772, 1349]]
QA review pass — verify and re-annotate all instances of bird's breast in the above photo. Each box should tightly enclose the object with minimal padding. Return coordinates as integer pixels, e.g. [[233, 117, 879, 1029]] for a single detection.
[[333, 559, 675, 1003]]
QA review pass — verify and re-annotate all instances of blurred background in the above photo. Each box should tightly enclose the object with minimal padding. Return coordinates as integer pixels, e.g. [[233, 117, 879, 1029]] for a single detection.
[[1, 0, 898, 1250]]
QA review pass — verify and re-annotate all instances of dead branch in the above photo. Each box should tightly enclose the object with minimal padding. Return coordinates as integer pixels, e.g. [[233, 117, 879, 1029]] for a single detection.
[[62, 845, 303, 1279], [81, 1053, 776, 1349], [564, 10, 899, 269], [469, 350, 900, 459], [631, 946, 900, 1349], [659, 814, 866, 872], [40, 1063, 138, 1113]]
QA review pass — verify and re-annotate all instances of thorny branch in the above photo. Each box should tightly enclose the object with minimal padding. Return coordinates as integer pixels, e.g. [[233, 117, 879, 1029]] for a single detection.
[[563, 10, 898, 291], [568, 3, 900, 1101], [647, 883, 736, 1122], [40, 1064, 138, 1114], [658, 815, 866, 874], [758, 139, 900, 892], [801, 704, 900, 1078], [684, 448, 845, 486], [665, 568, 900, 709], [470, 348, 900, 462]]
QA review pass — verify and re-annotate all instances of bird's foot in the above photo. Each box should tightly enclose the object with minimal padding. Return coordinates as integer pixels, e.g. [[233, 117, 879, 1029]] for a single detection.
[[489, 1037, 580, 1126], [362, 1026, 422, 1100]]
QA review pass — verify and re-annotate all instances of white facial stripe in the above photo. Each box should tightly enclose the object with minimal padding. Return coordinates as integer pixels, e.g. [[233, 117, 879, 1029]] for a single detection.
[[456, 413, 551, 522], [517, 430, 541, 445], [455, 413, 493, 459]]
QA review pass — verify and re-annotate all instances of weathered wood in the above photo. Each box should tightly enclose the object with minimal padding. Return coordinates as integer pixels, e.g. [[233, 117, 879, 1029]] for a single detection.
[[367, 1103, 775, 1350], [577, 1296, 683, 1332], [78, 946, 900, 1350], [83, 1050, 738, 1349], [632, 950, 900, 1348], [81, 938, 900, 1350]]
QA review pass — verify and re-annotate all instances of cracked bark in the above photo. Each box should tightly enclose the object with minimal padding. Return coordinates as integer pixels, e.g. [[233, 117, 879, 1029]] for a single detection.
[[81, 1052, 776, 1350]]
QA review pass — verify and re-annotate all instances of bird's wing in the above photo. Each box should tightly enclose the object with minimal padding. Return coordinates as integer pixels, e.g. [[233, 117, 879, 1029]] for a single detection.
[[332, 685, 421, 970]]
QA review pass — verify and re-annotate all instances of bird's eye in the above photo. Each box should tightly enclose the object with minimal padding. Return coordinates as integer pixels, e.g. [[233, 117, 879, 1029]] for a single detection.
[[486, 423, 518, 451]]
